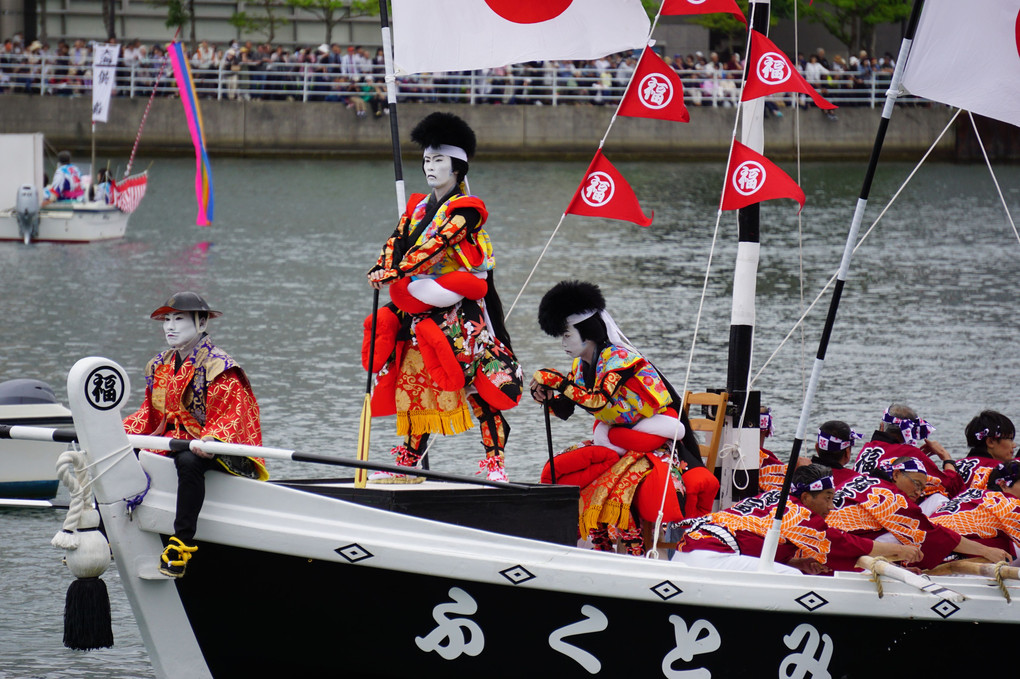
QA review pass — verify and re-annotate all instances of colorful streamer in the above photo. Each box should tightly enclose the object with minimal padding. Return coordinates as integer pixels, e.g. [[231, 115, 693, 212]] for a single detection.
[[168, 41, 214, 226]]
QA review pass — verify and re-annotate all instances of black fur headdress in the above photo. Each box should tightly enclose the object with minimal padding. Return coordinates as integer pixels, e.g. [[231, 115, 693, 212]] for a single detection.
[[537, 280, 606, 336], [410, 112, 477, 159]]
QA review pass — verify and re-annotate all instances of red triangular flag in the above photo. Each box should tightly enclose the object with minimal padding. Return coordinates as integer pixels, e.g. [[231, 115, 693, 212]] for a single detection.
[[566, 150, 653, 227], [618, 47, 690, 123], [661, 0, 746, 24], [721, 141, 805, 212], [741, 31, 836, 110]]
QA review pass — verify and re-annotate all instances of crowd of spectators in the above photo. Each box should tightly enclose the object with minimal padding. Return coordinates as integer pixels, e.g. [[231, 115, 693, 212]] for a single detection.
[[0, 33, 900, 115]]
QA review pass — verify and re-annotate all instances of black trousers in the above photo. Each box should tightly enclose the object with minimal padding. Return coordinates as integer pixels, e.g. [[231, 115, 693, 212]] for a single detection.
[[172, 450, 223, 543]]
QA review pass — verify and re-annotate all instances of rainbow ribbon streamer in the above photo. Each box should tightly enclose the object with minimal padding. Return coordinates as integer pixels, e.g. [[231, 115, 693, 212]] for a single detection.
[[168, 41, 214, 226]]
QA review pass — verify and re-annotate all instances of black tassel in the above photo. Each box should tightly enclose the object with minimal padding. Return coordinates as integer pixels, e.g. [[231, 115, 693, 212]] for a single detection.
[[63, 577, 114, 650]]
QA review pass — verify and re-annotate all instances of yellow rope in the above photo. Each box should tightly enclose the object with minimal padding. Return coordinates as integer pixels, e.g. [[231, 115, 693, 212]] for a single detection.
[[994, 561, 1012, 603]]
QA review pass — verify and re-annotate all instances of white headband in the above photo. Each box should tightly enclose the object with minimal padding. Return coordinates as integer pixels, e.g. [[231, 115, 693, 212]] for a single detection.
[[566, 309, 637, 354], [424, 144, 468, 163]]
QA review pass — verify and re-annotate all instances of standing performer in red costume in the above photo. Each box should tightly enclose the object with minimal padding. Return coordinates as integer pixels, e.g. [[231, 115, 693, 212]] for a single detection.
[[365, 112, 522, 482], [531, 280, 718, 555], [124, 292, 267, 578]]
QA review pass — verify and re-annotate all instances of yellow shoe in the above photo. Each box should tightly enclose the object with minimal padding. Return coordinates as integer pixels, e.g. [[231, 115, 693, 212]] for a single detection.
[[159, 536, 198, 578]]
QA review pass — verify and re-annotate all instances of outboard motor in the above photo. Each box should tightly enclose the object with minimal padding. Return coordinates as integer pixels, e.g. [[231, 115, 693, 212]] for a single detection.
[[15, 184, 40, 245]]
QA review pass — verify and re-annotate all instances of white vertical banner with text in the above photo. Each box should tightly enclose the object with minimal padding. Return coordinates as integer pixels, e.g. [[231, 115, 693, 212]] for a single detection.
[[91, 44, 121, 123]]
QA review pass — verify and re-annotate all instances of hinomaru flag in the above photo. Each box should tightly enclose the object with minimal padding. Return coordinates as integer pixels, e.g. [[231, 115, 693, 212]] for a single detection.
[[901, 0, 1020, 128], [391, 0, 650, 75], [566, 150, 653, 227], [660, 0, 746, 24], [720, 141, 805, 212], [617, 46, 690, 122], [741, 31, 836, 110]]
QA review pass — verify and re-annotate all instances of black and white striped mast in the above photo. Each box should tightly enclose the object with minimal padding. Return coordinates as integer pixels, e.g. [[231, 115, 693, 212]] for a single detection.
[[722, 0, 770, 505], [759, 0, 927, 568]]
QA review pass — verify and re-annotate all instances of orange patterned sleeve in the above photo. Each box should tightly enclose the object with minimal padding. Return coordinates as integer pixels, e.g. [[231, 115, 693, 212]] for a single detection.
[[201, 368, 262, 446], [123, 388, 159, 435]]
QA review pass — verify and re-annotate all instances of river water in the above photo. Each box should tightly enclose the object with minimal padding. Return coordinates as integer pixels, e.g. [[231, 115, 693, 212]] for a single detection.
[[1, 155, 1018, 677]]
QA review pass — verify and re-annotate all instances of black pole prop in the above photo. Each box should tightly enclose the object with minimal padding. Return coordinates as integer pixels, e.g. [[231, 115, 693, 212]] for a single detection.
[[356, 0, 408, 488], [544, 403, 556, 484]]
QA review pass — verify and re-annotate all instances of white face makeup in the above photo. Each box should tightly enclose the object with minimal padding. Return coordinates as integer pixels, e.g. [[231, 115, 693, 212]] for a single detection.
[[423, 152, 457, 196], [162, 311, 204, 352], [561, 325, 594, 362]]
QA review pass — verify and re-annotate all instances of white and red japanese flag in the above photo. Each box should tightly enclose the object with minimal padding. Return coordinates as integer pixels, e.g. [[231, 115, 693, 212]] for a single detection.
[[721, 141, 804, 212], [566, 150, 653, 227], [661, 0, 746, 24], [618, 46, 690, 122], [391, 0, 650, 75], [901, 0, 1020, 128], [742, 31, 836, 110]]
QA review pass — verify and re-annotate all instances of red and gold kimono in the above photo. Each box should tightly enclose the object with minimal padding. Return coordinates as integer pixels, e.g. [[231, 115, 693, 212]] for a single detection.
[[931, 488, 1020, 559], [679, 490, 875, 571], [123, 336, 268, 480], [535, 345, 715, 535], [826, 470, 960, 570], [365, 190, 521, 442]]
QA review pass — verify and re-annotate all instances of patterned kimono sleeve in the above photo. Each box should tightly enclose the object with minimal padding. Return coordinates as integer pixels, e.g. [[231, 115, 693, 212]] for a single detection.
[[123, 387, 159, 435], [371, 223, 405, 273], [534, 367, 628, 415], [201, 368, 262, 446], [759, 449, 786, 492], [395, 209, 481, 279]]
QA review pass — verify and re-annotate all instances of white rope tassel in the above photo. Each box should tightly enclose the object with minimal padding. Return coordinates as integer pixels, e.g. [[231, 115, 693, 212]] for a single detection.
[[52, 448, 89, 549], [51, 446, 111, 578]]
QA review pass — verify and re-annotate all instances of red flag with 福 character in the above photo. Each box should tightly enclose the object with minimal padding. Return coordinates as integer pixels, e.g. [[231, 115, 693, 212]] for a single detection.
[[618, 46, 690, 123], [566, 150, 653, 227], [661, 0, 746, 24], [741, 31, 836, 110], [721, 141, 805, 212]]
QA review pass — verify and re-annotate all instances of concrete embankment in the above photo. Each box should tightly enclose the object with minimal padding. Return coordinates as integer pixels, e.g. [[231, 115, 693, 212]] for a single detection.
[[0, 95, 977, 161]]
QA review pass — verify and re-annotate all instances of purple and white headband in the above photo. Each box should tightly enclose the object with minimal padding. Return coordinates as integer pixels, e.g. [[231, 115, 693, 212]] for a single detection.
[[974, 427, 1001, 441], [816, 429, 862, 452], [995, 461, 1020, 488], [760, 409, 774, 438], [792, 475, 835, 496], [882, 409, 934, 446], [879, 458, 926, 475]]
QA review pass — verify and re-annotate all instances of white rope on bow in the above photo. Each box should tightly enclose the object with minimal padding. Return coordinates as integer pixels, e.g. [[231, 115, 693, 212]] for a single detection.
[[52, 444, 95, 550]]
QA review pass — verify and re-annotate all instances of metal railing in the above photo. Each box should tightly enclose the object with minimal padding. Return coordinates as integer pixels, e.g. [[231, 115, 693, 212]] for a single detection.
[[0, 53, 915, 109]]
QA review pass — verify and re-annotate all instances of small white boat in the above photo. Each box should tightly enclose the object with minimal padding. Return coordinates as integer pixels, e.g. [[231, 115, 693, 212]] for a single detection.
[[0, 133, 144, 244], [0, 379, 72, 500]]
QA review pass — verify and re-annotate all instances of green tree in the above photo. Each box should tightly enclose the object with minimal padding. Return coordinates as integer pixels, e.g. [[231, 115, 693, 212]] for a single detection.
[[152, 0, 196, 48], [230, 0, 291, 43], [801, 0, 911, 56], [286, 0, 375, 45]]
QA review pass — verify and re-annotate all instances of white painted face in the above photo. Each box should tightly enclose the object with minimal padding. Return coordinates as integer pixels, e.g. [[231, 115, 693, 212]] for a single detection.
[[561, 325, 594, 361], [423, 151, 457, 196], [162, 311, 204, 351]]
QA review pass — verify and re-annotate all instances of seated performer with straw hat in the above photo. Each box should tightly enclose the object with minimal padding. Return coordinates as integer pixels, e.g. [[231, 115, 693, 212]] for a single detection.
[[531, 280, 718, 555], [365, 112, 522, 483], [124, 292, 268, 578]]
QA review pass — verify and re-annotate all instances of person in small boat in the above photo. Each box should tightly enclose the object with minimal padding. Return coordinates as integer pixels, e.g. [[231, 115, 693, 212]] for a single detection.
[[951, 410, 1017, 491], [672, 463, 921, 574], [90, 167, 115, 205], [930, 460, 1020, 564], [123, 292, 268, 578], [364, 112, 522, 483], [852, 403, 962, 514], [826, 456, 1010, 570], [758, 405, 811, 492], [40, 150, 83, 206], [531, 280, 718, 555]]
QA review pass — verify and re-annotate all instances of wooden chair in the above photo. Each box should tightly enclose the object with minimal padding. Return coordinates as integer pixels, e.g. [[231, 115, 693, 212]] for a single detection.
[[682, 390, 729, 473]]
